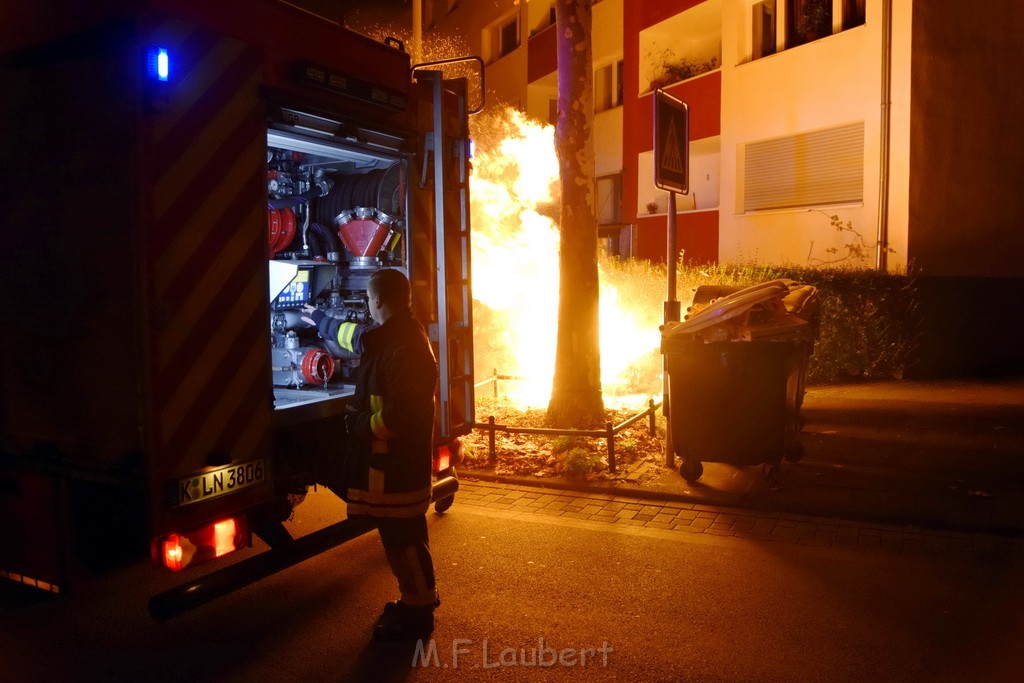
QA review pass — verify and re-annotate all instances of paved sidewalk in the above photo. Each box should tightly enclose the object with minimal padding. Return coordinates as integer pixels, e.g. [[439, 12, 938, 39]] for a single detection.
[[462, 379, 1024, 536], [454, 480, 1023, 564]]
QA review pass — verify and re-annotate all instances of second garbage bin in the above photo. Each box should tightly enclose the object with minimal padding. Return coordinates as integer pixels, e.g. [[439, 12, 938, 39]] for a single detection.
[[661, 279, 817, 483]]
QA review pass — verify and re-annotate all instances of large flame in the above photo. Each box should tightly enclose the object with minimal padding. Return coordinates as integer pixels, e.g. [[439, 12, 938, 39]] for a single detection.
[[471, 109, 664, 409]]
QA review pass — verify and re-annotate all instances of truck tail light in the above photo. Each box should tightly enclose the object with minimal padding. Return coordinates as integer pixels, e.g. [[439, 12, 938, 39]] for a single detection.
[[156, 516, 250, 572], [434, 447, 450, 472], [433, 440, 463, 473]]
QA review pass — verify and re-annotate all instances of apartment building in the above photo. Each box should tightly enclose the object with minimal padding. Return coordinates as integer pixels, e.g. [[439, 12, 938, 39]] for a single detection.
[[422, 0, 1019, 268], [346, 0, 1024, 375]]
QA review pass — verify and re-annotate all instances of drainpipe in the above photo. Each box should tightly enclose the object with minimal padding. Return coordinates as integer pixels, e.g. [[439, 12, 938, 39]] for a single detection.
[[876, 0, 893, 271]]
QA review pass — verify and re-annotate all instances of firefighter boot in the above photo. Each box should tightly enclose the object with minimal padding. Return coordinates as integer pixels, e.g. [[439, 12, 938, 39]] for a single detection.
[[373, 600, 436, 641]]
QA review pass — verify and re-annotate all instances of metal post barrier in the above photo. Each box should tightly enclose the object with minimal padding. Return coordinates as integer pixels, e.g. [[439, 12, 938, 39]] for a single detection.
[[487, 415, 496, 464], [474, 390, 662, 475], [605, 421, 616, 473]]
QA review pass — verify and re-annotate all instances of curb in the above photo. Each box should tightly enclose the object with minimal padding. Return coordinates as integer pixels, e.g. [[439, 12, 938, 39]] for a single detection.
[[458, 470, 1024, 537], [461, 470, 698, 505]]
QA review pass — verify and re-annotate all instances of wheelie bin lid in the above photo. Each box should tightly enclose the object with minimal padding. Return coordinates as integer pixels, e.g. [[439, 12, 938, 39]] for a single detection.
[[662, 279, 816, 347]]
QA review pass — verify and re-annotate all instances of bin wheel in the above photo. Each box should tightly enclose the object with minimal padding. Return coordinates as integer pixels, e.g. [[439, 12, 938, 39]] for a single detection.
[[761, 462, 780, 485], [434, 495, 455, 513], [679, 459, 704, 482]]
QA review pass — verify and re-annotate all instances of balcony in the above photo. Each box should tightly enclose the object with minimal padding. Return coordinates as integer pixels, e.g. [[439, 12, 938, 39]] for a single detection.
[[639, 0, 722, 94]]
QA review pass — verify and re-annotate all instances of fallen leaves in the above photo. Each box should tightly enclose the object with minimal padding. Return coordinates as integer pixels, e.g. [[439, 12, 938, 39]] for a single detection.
[[462, 396, 666, 479]]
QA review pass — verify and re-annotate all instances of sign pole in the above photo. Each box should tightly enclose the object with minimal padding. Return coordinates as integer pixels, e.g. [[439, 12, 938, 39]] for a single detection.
[[664, 191, 679, 468], [653, 88, 688, 471]]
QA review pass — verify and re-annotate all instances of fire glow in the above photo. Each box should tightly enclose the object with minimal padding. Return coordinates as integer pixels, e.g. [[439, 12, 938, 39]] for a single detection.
[[470, 109, 663, 409]]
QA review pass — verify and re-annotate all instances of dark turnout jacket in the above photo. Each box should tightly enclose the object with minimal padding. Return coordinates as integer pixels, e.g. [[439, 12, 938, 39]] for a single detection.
[[338, 311, 438, 518]]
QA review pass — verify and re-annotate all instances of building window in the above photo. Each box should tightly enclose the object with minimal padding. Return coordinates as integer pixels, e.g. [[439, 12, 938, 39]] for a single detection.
[[761, 0, 860, 56], [787, 0, 832, 47], [599, 225, 633, 259], [487, 12, 520, 62], [596, 174, 623, 225], [743, 121, 864, 212], [752, 0, 777, 59], [842, 0, 865, 29], [499, 16, 519, 57], [595, 59, 624, 113]]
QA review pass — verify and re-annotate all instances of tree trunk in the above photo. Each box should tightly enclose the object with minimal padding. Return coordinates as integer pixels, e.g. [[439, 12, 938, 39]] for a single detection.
[[547, 0, 604, 428]]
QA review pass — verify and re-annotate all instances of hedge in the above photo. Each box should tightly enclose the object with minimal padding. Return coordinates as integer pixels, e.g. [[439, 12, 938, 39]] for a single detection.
[[675, 263, 921, 383]]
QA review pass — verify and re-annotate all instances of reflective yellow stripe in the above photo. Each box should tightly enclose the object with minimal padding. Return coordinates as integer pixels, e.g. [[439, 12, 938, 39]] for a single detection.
[[370, 411, 393, 440], [386, 231, 401, 251], [337, 322, 358, 353], [368, 395, 389, 439], [371, 439, 388, 454]]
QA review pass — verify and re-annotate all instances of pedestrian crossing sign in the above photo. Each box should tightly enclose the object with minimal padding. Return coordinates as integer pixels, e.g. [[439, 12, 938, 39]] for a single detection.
[[654, 89, 689, 194]]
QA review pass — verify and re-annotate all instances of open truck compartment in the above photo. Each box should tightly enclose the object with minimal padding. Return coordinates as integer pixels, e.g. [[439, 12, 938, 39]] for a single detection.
[[266, 127, 408, 412]]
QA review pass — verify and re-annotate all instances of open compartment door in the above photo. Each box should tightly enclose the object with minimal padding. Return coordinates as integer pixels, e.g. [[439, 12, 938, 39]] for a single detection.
[[412, 69, 475, 440]]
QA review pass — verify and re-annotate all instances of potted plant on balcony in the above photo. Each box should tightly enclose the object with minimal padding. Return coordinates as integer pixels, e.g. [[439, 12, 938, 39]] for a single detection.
[[797, 0, 832, 43], [646, 47, 720, 91]]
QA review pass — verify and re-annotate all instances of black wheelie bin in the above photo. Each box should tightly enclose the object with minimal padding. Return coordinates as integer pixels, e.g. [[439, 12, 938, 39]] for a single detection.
[[661, 279, 818, 483]]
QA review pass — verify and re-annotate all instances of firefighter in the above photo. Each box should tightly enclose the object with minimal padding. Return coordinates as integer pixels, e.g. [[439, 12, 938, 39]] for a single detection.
[[303, 269, 440, 640]]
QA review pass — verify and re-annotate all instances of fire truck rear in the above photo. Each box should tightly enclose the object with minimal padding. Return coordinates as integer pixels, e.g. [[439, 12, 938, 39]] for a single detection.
[[0, 0, 476, 617]]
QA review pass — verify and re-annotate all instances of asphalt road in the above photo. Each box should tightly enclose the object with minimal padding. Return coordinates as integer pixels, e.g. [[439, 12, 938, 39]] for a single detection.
[[2, 483, 1022, 682]]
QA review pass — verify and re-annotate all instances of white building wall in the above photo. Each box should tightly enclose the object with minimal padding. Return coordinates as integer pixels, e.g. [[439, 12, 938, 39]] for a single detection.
[[595, 107, 624, 175], [719, 0, 908, 271], [487, 47, 529, 108], [424, 0, 528, 108], [886, 0, 913, 269], [526, 79, 558, 124], [592, 0, 624, 62], [592, 0, 624, 176]]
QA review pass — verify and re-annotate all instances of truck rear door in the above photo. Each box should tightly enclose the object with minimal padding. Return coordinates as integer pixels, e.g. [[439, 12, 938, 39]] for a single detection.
[[412, 70, 475, 440]]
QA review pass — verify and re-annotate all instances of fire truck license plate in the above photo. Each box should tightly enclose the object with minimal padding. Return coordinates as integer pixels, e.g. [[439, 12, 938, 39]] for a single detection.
[[172, 460, 265, 507]]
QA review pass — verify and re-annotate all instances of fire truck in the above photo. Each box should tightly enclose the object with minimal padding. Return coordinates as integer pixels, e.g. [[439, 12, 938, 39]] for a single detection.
[[0, 0, 477, 618]]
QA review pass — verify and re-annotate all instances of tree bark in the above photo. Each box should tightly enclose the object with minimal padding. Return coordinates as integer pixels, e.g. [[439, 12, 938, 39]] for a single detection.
[[547, 0, 604, 428]]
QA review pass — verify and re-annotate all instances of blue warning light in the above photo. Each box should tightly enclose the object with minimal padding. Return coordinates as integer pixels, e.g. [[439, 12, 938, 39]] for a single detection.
[[148, 47, 170, 82]]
